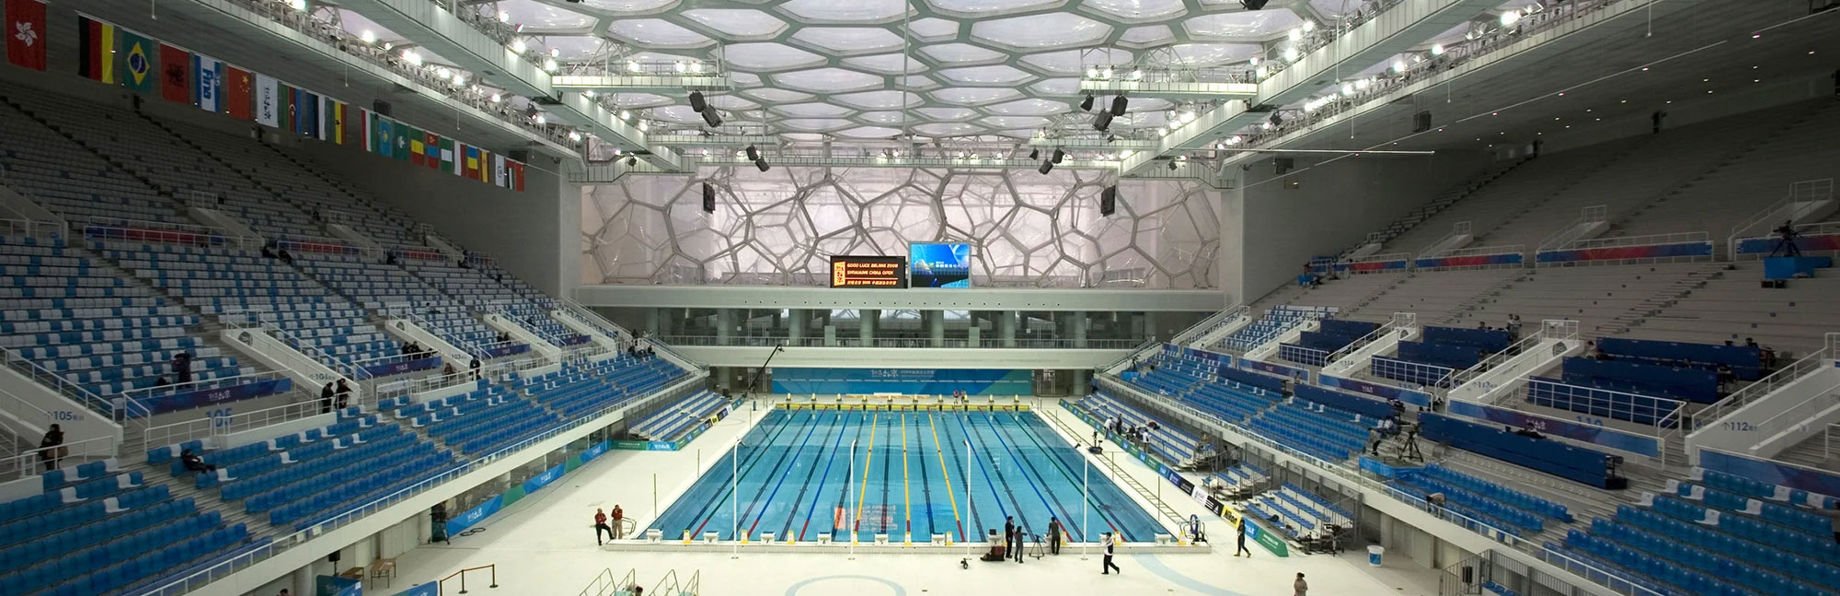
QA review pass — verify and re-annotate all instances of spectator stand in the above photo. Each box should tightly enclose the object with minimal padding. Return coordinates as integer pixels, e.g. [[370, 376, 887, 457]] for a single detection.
[[1319, 312, 1418, 377], [1682, 335, 1838, 448], [1727, 178, 1836, 261], [1441, 319, 1582, 405]]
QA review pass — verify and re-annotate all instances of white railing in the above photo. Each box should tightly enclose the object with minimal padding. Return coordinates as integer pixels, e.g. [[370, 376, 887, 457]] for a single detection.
[[1170, 305, 1248, 346], [0, 217, 66, 241], [1094, 375, 1665, 596], [1536, 205, 1608, 252], [577, 568, 638, 596], [77, 216, 261, 251], [1323, 313, 1412, 370], [0, 345, 117, 418], [1562, 231, 1709, 251], [1519, 381, 1687, 434], [1441, 319, 1578, 397], [117, 370, 295, 418], [140, 373, 704, 595], [1689, 340, 1833, 435], [1726, 178, 1834, 259], [6, 433, 118, 481], [1742, 379, 1840, 455], [224, 314, 363, 383], [1825, 423, 1840, 463]]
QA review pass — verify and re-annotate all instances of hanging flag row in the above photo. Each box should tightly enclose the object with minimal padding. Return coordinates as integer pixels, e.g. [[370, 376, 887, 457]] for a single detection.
[[67, 12, 528, 192]]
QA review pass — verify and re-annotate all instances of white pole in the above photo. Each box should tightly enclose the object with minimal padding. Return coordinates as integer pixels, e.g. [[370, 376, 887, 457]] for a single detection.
[[731, 433, 739, 559], [1081, 457, 1090, 560], [849, 439, 857, 560]]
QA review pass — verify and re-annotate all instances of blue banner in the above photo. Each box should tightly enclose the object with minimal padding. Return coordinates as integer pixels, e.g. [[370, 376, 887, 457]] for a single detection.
[[483, 343, 531, 358], [1699, 448, 1840, 502], [522, 461, 567, 495], [361, 356, 440, 379], [1359, 456, 1404, 479], [769, 368, 1030, 395], [1445, 400, 1658, 457], [1319, 374, 1430, 407], [1240, 359, 1309, 381], [316, 575, 361, 596], [445, 494, 502, 537], [393, 583, 438, 596], [142, 377, 293, 415]]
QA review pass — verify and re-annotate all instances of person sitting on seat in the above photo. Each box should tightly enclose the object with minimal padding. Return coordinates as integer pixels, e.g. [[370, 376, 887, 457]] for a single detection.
[[180, 449, 216, 474]]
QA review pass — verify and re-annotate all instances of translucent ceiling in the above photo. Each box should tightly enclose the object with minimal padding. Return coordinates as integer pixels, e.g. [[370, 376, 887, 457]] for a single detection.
[[376, 0, 1332, 143]]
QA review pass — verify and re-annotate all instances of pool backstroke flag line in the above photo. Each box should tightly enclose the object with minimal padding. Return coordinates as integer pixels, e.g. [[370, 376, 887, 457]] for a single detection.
[[56, 14, 533, 192]]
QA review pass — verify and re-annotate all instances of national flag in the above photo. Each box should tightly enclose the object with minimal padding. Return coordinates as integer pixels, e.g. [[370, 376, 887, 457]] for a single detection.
[[76, 15, 114, 83], [462, 144, 481, 179], [477, 149, 493, 183], [254, 73, 279, 127], [492, 154, 507, 188], [422, 132, 440, 169], [408, 125, 426, 166], [392, 123, 411, 161], [225, 65, 252, 120], [507, 160, 526, 192], [440, 138, 456, 173], [357, 108, 372, 151], [329, 100, 349, 145], [193, 53, 223, 112], [374, 116, 394, 157], [158, 43, 190, 104], [297, 89, 320, 139], [6, 0, 47, 71], [119, 29, 154, 94], [278, 83, 297, 131]]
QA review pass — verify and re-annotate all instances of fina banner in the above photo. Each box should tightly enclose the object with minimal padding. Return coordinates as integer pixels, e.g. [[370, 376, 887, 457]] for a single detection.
[[254, 73, 279, 127], [192, 53, 223, 113], [769, 368, 1031, 395]]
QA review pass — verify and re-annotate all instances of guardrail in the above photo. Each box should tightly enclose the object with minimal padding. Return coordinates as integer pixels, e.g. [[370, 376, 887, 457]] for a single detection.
[[1171, 305, 1248, 346], [654, 335, 1143, 349], [1563, 231, 1709, 251], [140, 372, 706, 595], [577, 568, 638, 596], [1726, 178, 1833, 259], [1743, 379, 1840, 456], [117, 369, 295, 418], [0, 217, 66, 241], [1322, 313, 1412, 372], [1093, 376, 1664, 596], [77, 216, 259, 250], [1440, 319, 1578, 400], [0, 345, 118, 418], [223, 314, 364, 383], [1687, 340, 1833, 437], [5, 433, 118, 481], [1338, 251, 1411, 273]]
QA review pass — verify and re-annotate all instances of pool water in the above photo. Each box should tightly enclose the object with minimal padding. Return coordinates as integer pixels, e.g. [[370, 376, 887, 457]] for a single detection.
[[649, 409, 1165, 544]]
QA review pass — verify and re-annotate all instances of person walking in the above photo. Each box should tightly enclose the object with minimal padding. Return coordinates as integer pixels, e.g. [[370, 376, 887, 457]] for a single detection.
[[594, 508, 613, 545], [38, 424, 65, 472], [1012, 526, 1026, 563], [1047, 517, 1063, 555], [1100, 531, 1121, 575], [320, 382, 336, 414], [611, 504, 625, 539], [469, 356, 482, 380], [335, 379, 352, 410], [1294, 572, 1309, 596], [1003, 516, 1015, 556], [1235, 518, 1253, 557]]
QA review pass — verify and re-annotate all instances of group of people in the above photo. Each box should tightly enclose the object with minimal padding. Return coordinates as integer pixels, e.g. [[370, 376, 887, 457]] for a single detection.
[[258, 241, 294, 265], [319, 379, 353, 413], [1476, 314, 1523, 340], [978, 516, 1070, 565], [401, 341, 437, 360], [1101, 416, 1157, 448], [591, 505, 626, 545]]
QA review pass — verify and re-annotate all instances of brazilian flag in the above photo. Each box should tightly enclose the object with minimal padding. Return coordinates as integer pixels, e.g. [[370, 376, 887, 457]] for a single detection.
[[119, 29, 156, 94]]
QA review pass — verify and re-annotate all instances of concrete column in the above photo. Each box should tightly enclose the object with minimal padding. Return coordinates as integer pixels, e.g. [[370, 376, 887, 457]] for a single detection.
[[967, 325, 981, 348], [645, 308, 662, 336], [292, 564, 314, 596], [788, 309, 809, 344], [1072, 311, 1089, 348], [1143, 312, 1159, 343], [998, 311, 1017, 348], [928, 310, 945, 347], [860, 309, 877, 345], [715, 308, 733, 344]]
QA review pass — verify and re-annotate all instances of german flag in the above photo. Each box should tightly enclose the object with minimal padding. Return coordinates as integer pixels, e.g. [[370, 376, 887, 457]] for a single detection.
[[76, 15, 115, 83]]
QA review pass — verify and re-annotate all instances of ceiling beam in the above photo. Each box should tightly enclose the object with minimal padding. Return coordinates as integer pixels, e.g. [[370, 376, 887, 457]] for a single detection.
[[550, 92, 683, 170], [549, 74, 733, 93], [650, 134, 782, 147], [1123, 0, 1503, 175]]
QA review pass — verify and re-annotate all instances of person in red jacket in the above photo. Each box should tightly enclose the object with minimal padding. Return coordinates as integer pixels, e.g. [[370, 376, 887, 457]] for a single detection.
[[594, 508, 613, 545], [611, 504, 625, 539]]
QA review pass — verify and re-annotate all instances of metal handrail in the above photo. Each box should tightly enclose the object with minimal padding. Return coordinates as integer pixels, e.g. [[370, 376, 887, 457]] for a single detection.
[[1688, 344, 1832, 437], [577, 568, 637, 596], [76, 216, 257, 250], [654, 335, 1143, 349], [1322, 314, 1409, 372], [0, 217, 66, 240], [1561, 231, 1709, 251], [1094, 376, 1665, 596], [224, 313, 364, 383], [343, 351, 440, 380], [1441, 319, 1578, 398], [0, 345, 116, 418], [117, 369, 294, 416], [1726, 178, 1834, 259], [6, 433, 118, 481], [1341, 251, 1411, 266], [1743, 380, 1840, 454], [1535, 205, 1609, 251], [140, 372, 706, 595]]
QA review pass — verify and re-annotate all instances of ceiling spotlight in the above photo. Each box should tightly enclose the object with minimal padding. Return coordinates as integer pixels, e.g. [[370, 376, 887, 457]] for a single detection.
[[1102, 66, 1114, 79], [511, 38, 527, 53], [488, 93, 501, 103], [1500, 10, 1521, 27], [674, 61, 687, 73], [1079, 94, 1094, 112], [1052, 148, 1066, 164], [452, 73, 467, 85], [437, 67, 451, 79], [1110, 95, 1128, 116], [402, 50, 422, 66], [1028, 148, 1039, 160], [1391, 60, 1406, 73], [497, 10, 510, 23], [543, 58, 558, 73], [746, 145, 761, 161], [1130, 69, 1143, 80], [360, 30, 377, 44], [1302, 21, 1316, 33], [1430, 44, 1445, 56], [1282, 46, 1300, 62], [1225, 136, 1240, 146], [534, 114, 546, 125], [1288, 28, 1303, 42], [1086, 67, 1099, 79], [568, 131, 582, 142], [1248, 57, 1260, 66], [619, 110, 632, 120], [690, 62, 704, 74], [549, 48, 560, 58], [638, 121, 650, 132]]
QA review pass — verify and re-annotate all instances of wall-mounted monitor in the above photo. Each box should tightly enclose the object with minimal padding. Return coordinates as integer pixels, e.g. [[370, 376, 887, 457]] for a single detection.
[[909, 243, 972, 288], [829, 255, 908, 288]]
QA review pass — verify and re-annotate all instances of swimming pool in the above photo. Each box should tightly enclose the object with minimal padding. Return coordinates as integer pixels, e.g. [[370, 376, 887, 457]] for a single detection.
[[649, 408, 1165, 544]]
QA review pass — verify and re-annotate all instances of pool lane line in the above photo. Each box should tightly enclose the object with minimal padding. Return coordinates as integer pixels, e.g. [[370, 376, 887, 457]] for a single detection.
[[656, 409, 797, 537], [776, 411, 846, 540], [690, 410, 818, 538], [799, 410, 863, 542], [1011, 411, 1128, 542], [853, 411, 880, 535], [741, 408, 830, 539], [927, 412, 965, 543], [901, 411, 912, 540], [975, 411, 1064, 540], [953, 411, 1020, 534]]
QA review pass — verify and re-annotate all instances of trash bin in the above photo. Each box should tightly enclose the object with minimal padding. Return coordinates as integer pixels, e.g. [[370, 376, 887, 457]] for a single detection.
[[1368, 545, 1385, 566]]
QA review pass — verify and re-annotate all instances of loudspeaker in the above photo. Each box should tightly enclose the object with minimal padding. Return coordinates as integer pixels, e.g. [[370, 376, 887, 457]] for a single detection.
[[701, 109, 722, 128], [372, 100, 393, 117], [1052, 148, 1066, 164], [688, 91, 707, 113], [754, 159, 770, 172], [1274, 157, 1294, 175], [1037, 160, 1053, 175], [1241, 0, 1270, 9], [328, 551, 341, 564], [1100, 186, 1117, 216], [701, 183, 715, 213], [745, 145, 760, 162], [1092, 111, 1113, 132], [1109, 95, 1129, 116], [1413, 110, 1432, 133]]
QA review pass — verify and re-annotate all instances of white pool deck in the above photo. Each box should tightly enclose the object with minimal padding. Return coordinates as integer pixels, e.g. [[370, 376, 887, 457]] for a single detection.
[[384, 396, 1441, 595]]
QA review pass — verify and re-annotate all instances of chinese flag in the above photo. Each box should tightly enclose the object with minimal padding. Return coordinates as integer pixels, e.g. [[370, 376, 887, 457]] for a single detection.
[[225, 65, 253, 120]]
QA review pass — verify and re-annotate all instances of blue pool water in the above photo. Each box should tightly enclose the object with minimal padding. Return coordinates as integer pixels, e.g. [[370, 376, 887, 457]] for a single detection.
[[650, 409, 1165, 543]]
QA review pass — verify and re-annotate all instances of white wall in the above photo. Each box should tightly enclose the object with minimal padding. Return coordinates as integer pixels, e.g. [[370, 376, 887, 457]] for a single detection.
[[1235, 150, 1491, 301]]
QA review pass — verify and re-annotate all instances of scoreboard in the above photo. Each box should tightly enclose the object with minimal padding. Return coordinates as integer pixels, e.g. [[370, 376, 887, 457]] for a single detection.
[[829, 255, 908, 288]]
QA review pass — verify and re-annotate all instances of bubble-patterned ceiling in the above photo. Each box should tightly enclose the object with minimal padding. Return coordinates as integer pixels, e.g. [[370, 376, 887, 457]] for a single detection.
[[384, 0, 1331, 145]]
